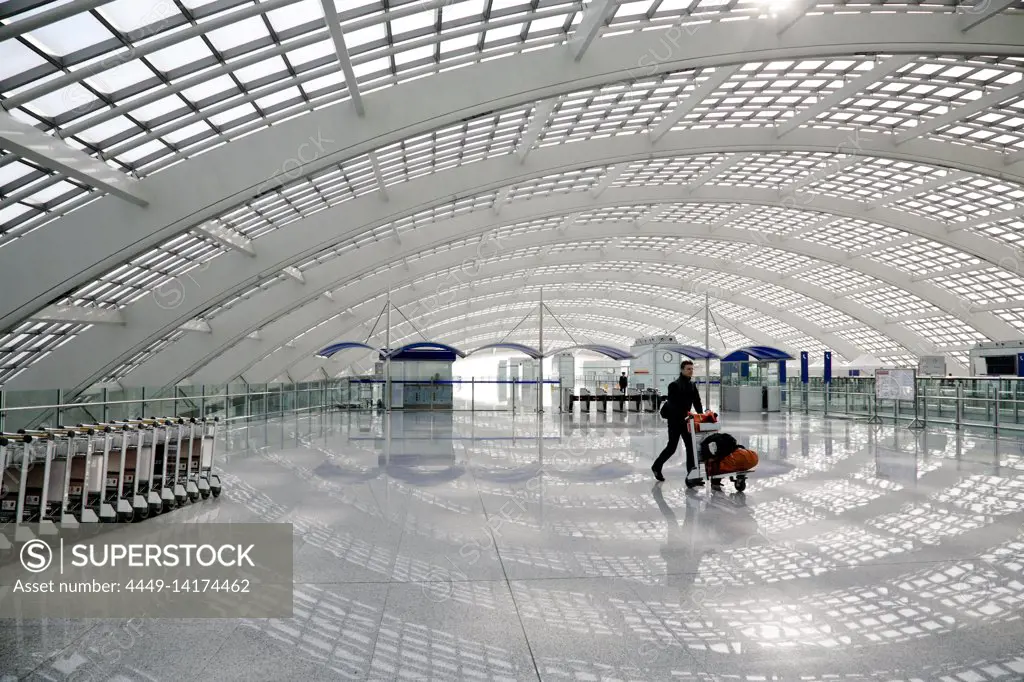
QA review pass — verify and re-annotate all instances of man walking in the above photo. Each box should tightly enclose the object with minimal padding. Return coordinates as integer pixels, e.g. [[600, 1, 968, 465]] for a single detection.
[[652, 360, 704, 487], [618, 372, 628, 395]]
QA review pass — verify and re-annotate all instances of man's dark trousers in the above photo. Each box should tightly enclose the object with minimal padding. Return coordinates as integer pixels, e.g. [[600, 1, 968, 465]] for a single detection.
[[653, 421, 696, 474]]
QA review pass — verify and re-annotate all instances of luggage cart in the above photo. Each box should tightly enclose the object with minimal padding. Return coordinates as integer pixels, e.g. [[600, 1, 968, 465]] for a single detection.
[[197, 417, 222, 499], [114, 419, 157, 522], [74, 426, 116, 523], [182, 418, 201, 503], [152, 418, 179, 514], [168, 417, 191, 507], [27, 427, 104, 528], [12, 429, 62, 534], [1, 432, 39, 543], [686, 415, 754, 493], [78, 422, 130, 522]]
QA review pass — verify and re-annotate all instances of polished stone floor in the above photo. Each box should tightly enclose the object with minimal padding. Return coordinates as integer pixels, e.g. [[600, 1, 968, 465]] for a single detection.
[[4, 408, 1024, 681]]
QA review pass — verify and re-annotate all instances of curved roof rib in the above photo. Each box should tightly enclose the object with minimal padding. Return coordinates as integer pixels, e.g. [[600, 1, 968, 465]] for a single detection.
[[0, 14, 1021, 328], [2, 6, 1024, 390]]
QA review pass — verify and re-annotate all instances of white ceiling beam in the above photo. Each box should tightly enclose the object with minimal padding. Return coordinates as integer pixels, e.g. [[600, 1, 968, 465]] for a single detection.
[[894, 81, 1024, 145], [774, 0, 822, 34], [517, 99, 558, 163], [591, 163, 627, 198], [781, 154, 863, 194], [689, 155, 747, 191], [318, 0, 365, 116], [650, 65, 741, 144], [946, 203, 1024, 232], [570, 0, 617, 61], [247, 330, 261, 340], [0, 111, 148, 207], [868, 171, 970, 208], [29, 305, 123, 325], [196, 223, 256, 256], [1006, 148, 1024, 166], [179, 319, 212, 333], [558, 212, 581, 232], [777, 56, 915, 137], [959, 0, 1017, 31], [884, 310, 945, 325], [283, 266, 305, 284]]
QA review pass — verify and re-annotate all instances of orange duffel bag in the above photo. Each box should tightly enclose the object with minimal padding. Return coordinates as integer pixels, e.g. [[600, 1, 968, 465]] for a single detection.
[[708, 448, 758, 477]]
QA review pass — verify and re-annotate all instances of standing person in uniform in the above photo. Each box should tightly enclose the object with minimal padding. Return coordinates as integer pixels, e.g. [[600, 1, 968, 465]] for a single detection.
[[652, 360, 704, 487], [618, 372, 628, 395]]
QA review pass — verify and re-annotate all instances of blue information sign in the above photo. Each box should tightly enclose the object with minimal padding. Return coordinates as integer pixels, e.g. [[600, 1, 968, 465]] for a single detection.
[[800, 351, 809, 384], [824, 351, 832, 384]]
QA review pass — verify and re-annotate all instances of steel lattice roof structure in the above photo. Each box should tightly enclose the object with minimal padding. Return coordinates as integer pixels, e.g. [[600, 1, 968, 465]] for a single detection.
[[1, 0, 1023, 389]]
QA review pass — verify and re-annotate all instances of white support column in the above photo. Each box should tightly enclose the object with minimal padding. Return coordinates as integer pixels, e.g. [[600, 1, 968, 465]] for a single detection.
[[0, 111, 148, 207], [369, 151, 389, 201], [650, 65, 741, 144], [591, 163, 627, 198], [960, 0, 1017, 31], [894, 81, 1024, 145], [538, 287, 544, 414], [283, 266, 305, 283], [777, 56, 914, 137], [517, 99, 558, 163], [28, 305, 124, 325], [318, 0, 365, 116], [570, 0, 617, 61], [868, 171, 970, 208], [195, 223, 256, 256]]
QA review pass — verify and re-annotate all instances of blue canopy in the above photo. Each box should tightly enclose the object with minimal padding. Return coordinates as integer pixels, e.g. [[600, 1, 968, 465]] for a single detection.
[[722, 346, 794, 362], [467, 342, 543, 359], [659, 344, 719, 360], [380, 341, 467, 361], [553, 344, 635, 361], [316, 341, 378, 358]]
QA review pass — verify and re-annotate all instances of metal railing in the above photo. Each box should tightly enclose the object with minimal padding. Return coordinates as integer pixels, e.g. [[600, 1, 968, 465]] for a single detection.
[[783, 375, 1024, 431]]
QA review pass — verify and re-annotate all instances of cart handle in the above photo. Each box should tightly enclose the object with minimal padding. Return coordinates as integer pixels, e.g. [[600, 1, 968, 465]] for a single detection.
[[0, 433, 32, 443], [16, 429, 57, 439], [77, 423, 113, 433]]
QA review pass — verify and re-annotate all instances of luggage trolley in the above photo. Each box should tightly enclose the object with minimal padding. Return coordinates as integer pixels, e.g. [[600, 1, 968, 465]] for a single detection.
[[114, 419, 160, 522], [1, 432, 41, 541], [72, 425, 117, 523], [151, 417, 179, 514], [686, 415, 755, 493], [196, 417, 222, 499], [77, 422, 129, 522], [11, 428, 64, 534], [101, 422, 137, 522], [169, 417, 192, 507]]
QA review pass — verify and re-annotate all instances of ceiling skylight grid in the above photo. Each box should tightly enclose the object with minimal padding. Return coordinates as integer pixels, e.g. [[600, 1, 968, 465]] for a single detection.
[[656, 203, 743, 225], [835, 327, 905, 354], [795, 266, 881, 294], [794, 302, 861, 329], [801, 218, 904, 252], [508, 167, 603, 200], [711, 152, 836, 189], [848, 288, 939, 319], [931, 268, 1024, 305], [911, 316, 988, 346], [800, 158, 953, 204], [616, 154, 723, 188], [869, 239, 981, 276], [894, 176, 1024, 224]]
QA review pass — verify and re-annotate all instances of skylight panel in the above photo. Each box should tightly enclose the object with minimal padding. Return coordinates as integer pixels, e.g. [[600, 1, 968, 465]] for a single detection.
[[147, 36, 213, 72]]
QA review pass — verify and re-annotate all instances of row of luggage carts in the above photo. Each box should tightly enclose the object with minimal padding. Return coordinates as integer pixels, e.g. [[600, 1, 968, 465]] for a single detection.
[[0, 417, 222, 546]]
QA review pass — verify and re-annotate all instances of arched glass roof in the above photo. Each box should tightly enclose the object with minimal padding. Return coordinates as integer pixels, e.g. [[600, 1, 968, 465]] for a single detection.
[[1, 2, 1023, 390]]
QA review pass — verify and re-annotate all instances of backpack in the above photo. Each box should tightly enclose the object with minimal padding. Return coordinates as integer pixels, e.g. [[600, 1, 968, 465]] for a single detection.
[[699, 432, 739, 462]]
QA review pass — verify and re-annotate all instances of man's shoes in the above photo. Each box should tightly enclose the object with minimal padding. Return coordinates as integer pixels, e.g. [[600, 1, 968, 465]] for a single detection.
[[651, 465, 665, 482], [685, 477, 705, 488]]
